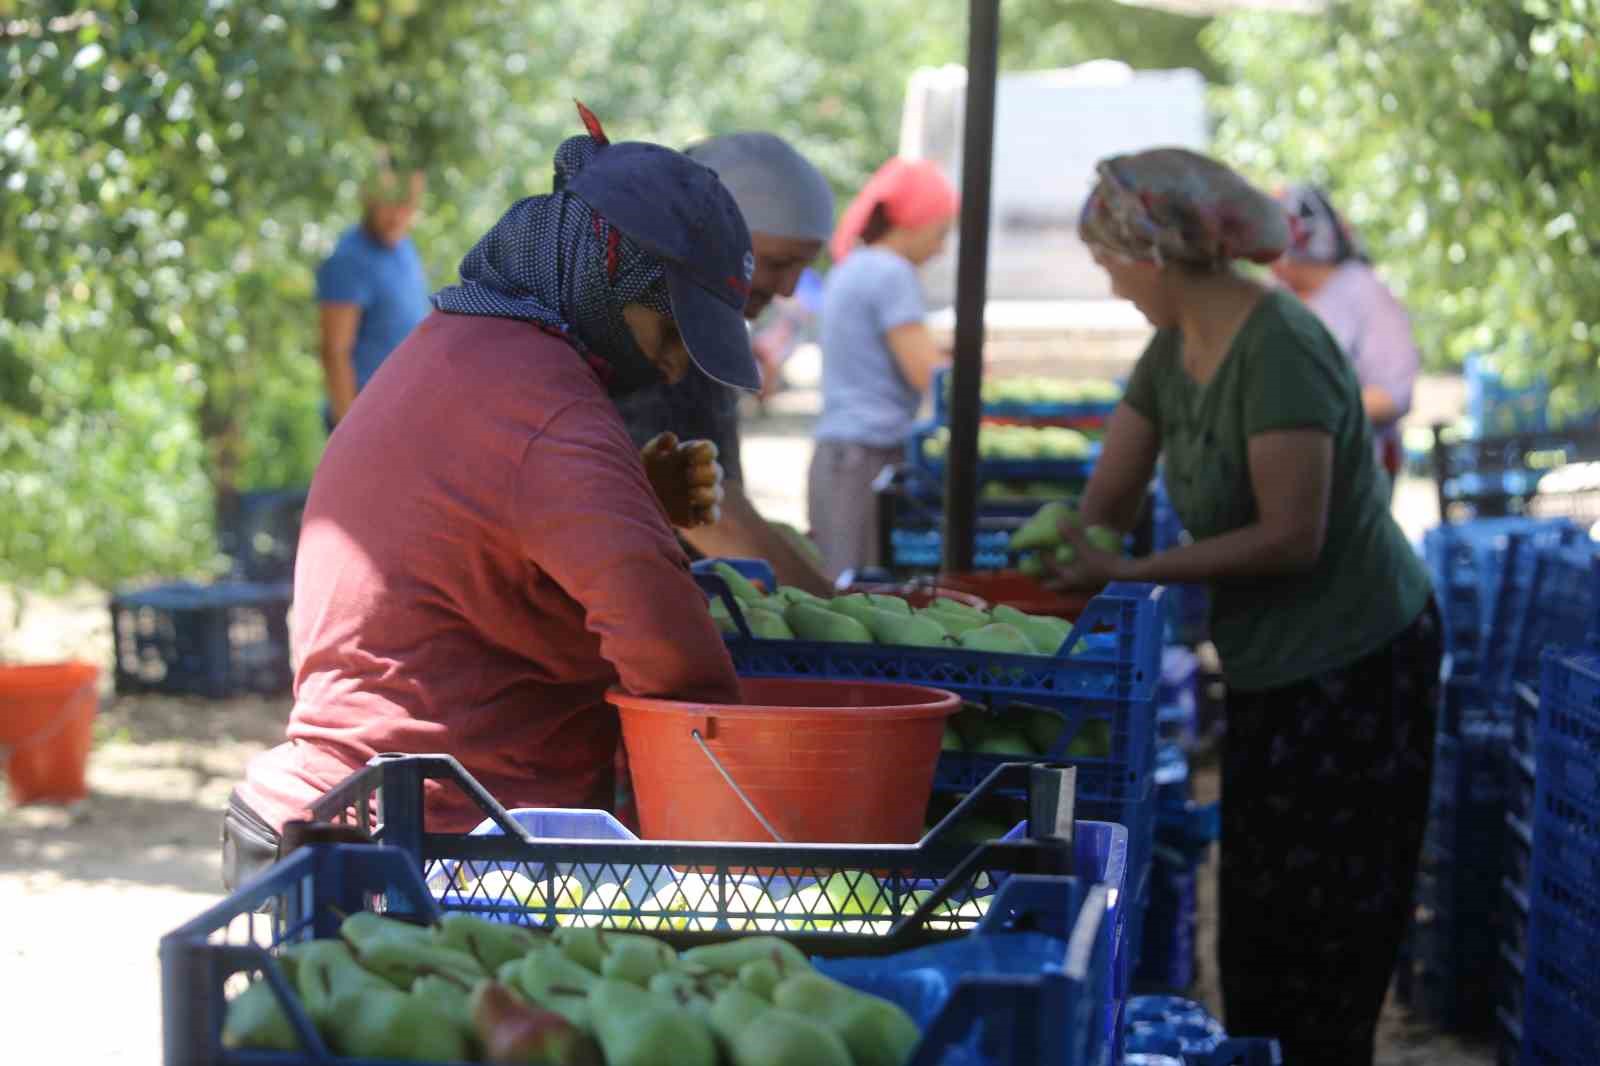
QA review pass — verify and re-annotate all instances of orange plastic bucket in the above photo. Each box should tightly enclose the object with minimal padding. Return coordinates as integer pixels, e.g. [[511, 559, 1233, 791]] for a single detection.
[[0, 662, 99, 805], [611, 678, 958, 845]]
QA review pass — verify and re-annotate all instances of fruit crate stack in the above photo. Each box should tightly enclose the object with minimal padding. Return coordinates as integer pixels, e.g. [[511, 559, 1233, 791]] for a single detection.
[[162, 755, 1132, 1066], [695, 562, 1167, 991], [1518, 651, 1600, 1065], [110, 579, 295, 698], [1430, 421, 1600, 525]]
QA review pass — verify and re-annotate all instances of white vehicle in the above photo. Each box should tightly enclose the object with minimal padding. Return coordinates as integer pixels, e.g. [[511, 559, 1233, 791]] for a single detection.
[[900, 60, 1209, 372]]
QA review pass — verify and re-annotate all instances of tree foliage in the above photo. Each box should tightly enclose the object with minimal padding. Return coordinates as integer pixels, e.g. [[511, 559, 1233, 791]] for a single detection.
[[1208, 0, 1600, 420], [0, 0, 1221, 591]]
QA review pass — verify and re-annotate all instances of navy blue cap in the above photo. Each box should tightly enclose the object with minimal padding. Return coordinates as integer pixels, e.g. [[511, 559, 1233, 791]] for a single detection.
[[566, 141, 761, 392]]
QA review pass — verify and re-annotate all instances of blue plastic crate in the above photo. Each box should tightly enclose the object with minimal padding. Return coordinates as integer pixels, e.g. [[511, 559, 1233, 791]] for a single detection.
[[1132, 861, 1196, 993], [110, 580, 294, 698], [890, 527, 1013, 571], [702, 574, 1164, 810], [932, 367, 1120, 426], [1483, 535, 1595, 700], [1524, 653, 1600, 1063], [1466, 355, 1551, 439], [160, 843, 1122, 1066], [1497, 939, 1525, 1035], [217, 487, 309, 583], [906, 420, 1101, 486]]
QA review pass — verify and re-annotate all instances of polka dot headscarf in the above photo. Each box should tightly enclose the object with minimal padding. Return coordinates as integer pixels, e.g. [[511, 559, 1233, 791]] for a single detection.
[[432, 123, 674, 397]]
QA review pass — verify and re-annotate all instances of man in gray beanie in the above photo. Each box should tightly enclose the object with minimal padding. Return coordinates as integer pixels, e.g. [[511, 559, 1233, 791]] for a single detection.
[[614, 132, 838, 594]]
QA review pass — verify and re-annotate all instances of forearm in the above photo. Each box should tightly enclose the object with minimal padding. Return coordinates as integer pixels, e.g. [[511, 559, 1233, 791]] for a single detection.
[[1119, 521, 1320, 584], [1362, 384, 1402, 427], [682, 483, 835, 596], [320, 344, 358, 420]]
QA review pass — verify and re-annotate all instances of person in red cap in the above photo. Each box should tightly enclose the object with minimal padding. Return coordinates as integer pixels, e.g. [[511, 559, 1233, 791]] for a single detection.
[[221, 106, 759, 889], [808, 157, 959, 577]]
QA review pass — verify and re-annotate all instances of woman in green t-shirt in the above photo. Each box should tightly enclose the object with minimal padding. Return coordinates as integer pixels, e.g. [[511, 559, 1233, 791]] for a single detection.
[[1048, 148, 1440, 1066]]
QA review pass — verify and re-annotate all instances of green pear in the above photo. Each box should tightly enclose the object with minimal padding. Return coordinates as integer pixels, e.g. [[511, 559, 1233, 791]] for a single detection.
[[1054, 543, 1077, 566], [551, 927, 610, 974], [737, 956, 785, 1001], [708, 597, 740, 636], [221, 980, 299, 1052], [435, 913, 546, 973], [292, 940, 390, 1026], [973, 730, 1037, 757], [598, 934, 678, 986], [1007, 501, 1077, 552], [941, 725, 965, 752], [589, 978, 718, 1066], [680, 935, 811, 976], [1086, 524, 1122, 554], [574, 882, 639, 930], [325, 985, 472, 1063], [919, 607, 990, 638], [338, 911, 436, 954], [744, 605, 797, 641], [411, 974, 475, 1037], [516, 943, 601, 1029], [950, 703, 992, 748], [771, 585, 824, 606], [772, 884, 837, 932], [649, 969, 724, 1011], [772, 972, 922, 1066], [350, 937, 487, 989], [865, 593, 912, 615], [1023, 708, 1067, 754], [709, 985, 855, 1066], [785, 600, 873, 643], [825, 594, 882, 628], [958, 623, 1035, 656], [861, 607, 950, 648], [932, 596, 988, 620], [470, 979, 602, 1066], [820, 872, 892, 919], [1018, 554, 1046, 578], [1065, 718, 1113, 759], [990, 605, 1072, 653], [713, 562, 766, 603]]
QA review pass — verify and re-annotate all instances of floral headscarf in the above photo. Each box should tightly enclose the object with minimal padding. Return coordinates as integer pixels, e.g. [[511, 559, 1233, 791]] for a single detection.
[[1078, 148, 1290, 270]]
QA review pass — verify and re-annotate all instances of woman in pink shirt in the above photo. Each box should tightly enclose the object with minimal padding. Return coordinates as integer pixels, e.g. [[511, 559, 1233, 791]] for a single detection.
[[221, 109, 760, 889], [1273, 185, 1421, 499]]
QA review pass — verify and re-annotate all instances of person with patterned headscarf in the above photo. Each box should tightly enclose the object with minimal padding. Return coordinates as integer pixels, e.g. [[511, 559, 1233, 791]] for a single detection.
[[1273, 184, 1420, 497], [1048, 148, 1439, 1066], [221, 106, 759, 889]]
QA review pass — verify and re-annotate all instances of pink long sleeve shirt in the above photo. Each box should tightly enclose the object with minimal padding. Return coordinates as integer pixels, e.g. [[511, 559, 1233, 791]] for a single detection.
[[237, 311, 739, 833]]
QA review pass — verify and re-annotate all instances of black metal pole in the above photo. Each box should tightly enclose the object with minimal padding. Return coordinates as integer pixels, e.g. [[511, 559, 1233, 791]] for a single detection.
[[941, 0, 1000, 573]]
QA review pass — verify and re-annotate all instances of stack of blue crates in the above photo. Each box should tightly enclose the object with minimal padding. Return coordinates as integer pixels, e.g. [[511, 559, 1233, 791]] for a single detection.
[[1408, 517, 1598, 1043], [1133, 649, 1217, 995], [1519, 651, 1600, 1065]]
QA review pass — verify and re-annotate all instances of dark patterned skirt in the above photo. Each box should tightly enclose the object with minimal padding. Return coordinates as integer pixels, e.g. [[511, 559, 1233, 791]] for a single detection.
[[1219, 600, 1441, 1066]]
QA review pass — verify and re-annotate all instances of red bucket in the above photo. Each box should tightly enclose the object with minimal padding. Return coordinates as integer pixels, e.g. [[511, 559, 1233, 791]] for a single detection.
[[0, 662, 99, 805], [610, 678, 958, 845]]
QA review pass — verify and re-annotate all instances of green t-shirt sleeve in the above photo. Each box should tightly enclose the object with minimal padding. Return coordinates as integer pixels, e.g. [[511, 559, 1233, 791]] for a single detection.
[[1239, 302, 1350, 439], [1121, 330, 1173, 423]]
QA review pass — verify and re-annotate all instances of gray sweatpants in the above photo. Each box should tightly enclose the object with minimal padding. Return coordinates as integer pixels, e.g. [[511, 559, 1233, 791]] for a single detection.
[[807, 440, 902, 578]]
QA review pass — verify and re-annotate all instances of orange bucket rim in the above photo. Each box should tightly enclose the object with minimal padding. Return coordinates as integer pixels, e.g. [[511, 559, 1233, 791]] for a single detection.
[[0, 662, 100, 690]]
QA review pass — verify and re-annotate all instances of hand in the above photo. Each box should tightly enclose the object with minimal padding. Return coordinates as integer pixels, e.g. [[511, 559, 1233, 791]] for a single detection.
[[641, 432, 724, 528], [1041, 520, 1129, 592]]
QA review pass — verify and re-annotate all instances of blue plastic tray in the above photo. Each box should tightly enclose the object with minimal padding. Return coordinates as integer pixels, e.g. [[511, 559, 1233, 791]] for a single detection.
[[109, 579, 294, 698], [159, 844, 1122, 1066]]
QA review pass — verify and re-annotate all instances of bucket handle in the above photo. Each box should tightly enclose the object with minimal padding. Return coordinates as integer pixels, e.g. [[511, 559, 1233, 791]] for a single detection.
[[689, 728, 787, 843], [0, 678, 96, 759]]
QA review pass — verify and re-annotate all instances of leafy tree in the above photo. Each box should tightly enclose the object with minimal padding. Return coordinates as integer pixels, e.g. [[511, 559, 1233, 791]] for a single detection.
[[1208, 0, 1600, 420]]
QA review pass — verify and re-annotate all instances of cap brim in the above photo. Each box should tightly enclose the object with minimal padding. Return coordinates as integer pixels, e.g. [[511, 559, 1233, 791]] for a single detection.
[[664, 269, 762, 392]]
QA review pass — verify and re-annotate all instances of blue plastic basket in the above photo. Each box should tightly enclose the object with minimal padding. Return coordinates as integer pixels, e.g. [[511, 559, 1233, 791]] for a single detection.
[[110, 580, 294, 698], [931, 367, 1120, 426], [906, 420, 1101, 486], [1523, 652, 1600, 1063], [159, 843, 1122, 1066], [700, 573, 1163, 806]]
